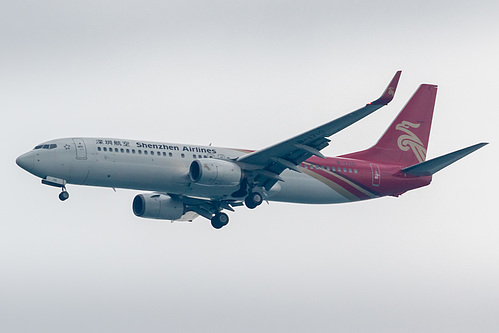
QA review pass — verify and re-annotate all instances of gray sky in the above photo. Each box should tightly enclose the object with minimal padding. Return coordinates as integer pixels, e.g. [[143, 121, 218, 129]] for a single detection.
[[2, 1, 498, 332]]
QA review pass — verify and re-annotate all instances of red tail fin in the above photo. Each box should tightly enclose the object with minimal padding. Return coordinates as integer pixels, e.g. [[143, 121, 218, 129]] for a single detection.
[[341, 84, 437, 166]]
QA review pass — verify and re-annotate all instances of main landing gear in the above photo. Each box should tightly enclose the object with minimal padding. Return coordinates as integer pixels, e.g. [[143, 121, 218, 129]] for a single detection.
[[245, 192, 263, 209], [209, 191, 263, 229], [211, 212, 229, 229]]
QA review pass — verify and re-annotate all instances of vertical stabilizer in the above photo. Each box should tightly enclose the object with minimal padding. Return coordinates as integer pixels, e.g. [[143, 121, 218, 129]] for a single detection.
[[341, 84, 437, 166]]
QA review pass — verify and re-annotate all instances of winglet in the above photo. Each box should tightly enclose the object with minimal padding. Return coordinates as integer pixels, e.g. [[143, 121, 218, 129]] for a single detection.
[[371, 70, 402, 105]]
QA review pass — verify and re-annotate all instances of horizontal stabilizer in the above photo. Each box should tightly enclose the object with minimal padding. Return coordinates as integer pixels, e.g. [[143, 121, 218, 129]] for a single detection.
[[401, 142, 488, 176]]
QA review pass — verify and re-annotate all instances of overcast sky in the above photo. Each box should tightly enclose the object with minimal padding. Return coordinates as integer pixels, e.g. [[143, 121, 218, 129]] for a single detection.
[[2, 1, 498, 332]]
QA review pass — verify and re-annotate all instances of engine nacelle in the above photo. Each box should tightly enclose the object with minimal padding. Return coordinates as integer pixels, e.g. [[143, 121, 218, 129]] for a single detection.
[[189, 158, 242, 186], [132, 193, 184, 220]]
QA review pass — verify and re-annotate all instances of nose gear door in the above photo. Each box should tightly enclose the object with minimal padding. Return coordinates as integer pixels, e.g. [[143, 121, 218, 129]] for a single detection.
[[72, 138, 87, 160]]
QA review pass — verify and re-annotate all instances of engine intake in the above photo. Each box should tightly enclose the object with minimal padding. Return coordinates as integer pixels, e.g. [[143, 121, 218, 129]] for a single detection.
[[132, 193, 184, 220], [189, 158, 242, 186]]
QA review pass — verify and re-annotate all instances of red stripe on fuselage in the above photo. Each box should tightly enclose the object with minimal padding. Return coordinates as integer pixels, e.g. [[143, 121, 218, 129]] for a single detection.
[[302, 159, 379, 201], [303, 156, 432, 200]]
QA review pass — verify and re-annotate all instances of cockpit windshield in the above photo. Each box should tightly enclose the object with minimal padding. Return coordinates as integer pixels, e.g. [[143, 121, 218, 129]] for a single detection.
[[34, 144, 57, 150]]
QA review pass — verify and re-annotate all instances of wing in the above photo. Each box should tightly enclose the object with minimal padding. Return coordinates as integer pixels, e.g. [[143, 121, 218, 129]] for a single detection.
[[169, 193, 244, 220], [237, 71, 402, 190]]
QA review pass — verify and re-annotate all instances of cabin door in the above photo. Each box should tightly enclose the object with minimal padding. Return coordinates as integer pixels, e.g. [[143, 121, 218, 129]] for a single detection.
[[370, 163, 381, 187]]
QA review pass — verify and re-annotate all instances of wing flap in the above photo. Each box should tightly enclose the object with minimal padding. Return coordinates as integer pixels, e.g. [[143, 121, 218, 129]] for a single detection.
[[294, 143, 326, 158]]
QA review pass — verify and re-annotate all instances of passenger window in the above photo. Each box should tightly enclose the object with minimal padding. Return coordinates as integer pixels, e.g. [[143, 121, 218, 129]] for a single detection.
[[343, 168, 347, 172], [126, 149, 130, 153], [157, 151, 161, 156], [138, 150, 142, 154], [163, 152, 166, 156], [103, 147, 107, 152], [98, 147, 102, 151], [144, 151, 148, 155], [115, 148, 119, 152], [132, 149, 136, 154], [181, 153, 185, 158], [354, 169, 358, 174], [349, 168, 352, 173], [121, 148, 124, 153], [169, 152, 173, 157]]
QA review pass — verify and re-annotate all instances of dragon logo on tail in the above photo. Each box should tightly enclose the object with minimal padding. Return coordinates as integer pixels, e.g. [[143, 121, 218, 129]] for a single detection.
[[396, 121, 426, 163]]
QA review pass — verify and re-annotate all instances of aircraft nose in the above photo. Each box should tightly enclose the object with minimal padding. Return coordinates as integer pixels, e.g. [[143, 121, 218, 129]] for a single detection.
[[16, 152, 34, 172]]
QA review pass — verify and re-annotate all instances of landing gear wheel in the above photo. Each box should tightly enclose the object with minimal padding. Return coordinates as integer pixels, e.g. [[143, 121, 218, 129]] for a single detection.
[[211, 212, 229, 229], [245, 192, 263, 209], [59, 190, 69, 201]]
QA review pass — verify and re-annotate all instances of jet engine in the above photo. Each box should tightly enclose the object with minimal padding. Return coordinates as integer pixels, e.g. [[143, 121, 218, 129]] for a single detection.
[[132, 193, 184, 220], [189, 159, 242, 186]]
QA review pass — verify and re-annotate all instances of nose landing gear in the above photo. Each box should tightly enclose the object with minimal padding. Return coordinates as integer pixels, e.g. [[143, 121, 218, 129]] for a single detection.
[[41, 176, 70, 201], [58, 188, 69, 201]]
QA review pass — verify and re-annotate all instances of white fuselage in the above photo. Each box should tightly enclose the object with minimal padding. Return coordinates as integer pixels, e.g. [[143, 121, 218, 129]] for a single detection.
[[17, 138, 351, 204]]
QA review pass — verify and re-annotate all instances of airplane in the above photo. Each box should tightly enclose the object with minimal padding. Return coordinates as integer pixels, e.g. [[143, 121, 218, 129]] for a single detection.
[[16, 71, 488, 229]]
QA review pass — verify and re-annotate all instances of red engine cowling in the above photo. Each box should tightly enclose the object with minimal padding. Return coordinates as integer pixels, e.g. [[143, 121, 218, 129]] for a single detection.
[[132, 193, 184, 220], [189, 159, 242, 186]]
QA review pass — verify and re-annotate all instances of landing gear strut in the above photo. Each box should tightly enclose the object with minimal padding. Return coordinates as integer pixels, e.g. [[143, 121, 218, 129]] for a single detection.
[[59, 188, 69, 201], [41, 177, 69, 201], [211, 212, 229, 229], [245, 192, 263, 209]]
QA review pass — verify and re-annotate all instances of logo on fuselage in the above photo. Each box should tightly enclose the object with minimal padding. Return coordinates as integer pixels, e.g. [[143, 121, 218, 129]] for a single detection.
[[396, 121, 426, 163]]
